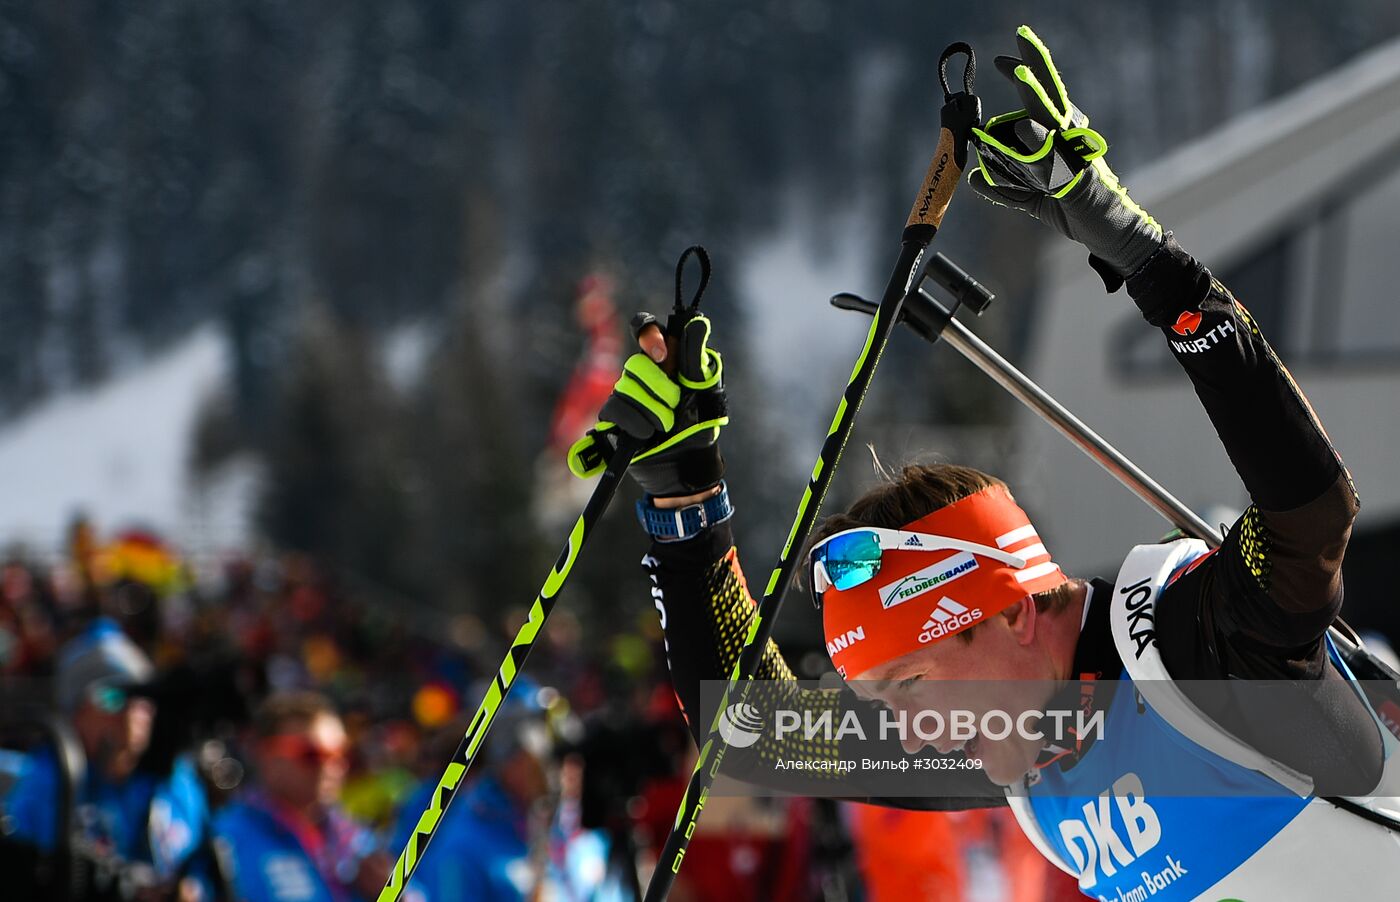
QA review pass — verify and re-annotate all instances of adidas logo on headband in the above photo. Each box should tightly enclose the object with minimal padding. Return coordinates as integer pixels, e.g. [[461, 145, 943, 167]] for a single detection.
[[918, 597, 983, 644]]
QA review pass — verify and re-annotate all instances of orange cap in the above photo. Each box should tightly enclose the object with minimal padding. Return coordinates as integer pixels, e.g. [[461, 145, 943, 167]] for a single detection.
[[821, 484, 1066, 678]]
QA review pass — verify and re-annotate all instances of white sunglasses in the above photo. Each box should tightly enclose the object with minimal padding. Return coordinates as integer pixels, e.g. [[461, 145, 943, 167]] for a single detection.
[[808, 527, 1030, 607]]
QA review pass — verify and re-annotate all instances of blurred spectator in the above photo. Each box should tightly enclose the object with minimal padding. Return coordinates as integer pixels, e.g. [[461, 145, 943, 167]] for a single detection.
[[848, 805, 963, 902], [0, 559, 60, 675], [339, 718, 421, 832], [2, 617, 212, 900], [389, 682, 627, 901], [214, 692, 388, 902], [633, 741, 812, 902], [0, 519, 1149, 900], [848, 806, 1081, 902]]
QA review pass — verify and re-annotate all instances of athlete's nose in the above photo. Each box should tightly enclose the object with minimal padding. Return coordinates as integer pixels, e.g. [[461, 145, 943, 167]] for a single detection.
[[929, 733, 961, 755]]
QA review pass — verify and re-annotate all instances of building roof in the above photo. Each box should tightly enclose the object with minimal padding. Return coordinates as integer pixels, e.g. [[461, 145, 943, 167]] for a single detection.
[[1130, 33, 1400, 216], [1014, 35, 1400, 573]]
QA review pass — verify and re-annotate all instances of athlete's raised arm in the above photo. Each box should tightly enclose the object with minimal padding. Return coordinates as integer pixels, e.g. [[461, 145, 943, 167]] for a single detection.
[[967, 26, 1359, 676], [568, 297, 1002, 806]]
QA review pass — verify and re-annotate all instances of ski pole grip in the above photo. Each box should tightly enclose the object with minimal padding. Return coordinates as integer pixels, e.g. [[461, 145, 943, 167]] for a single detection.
[[906, 44, 980, 234], [905, 127, 961, 230]]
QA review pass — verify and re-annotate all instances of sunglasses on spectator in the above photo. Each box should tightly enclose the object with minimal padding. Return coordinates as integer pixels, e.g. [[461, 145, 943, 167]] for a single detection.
[[262, 734, 348, 768], [87, 684, 130, 714]]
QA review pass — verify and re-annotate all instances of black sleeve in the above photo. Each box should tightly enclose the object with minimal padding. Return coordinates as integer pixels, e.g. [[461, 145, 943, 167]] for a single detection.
[[643, 522, 1004, 809], [1130, 238, 1382, 794], [1126, 235, 1359, 670]]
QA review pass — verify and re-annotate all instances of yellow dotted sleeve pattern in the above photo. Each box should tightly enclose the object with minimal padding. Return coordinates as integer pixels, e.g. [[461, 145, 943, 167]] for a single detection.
[[705, 548, 848, 778], [1229, 292, 1261, 338], [1234, 505, 1273, 593]]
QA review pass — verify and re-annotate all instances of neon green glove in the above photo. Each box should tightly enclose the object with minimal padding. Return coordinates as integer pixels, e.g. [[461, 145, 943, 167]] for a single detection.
[[968, 25, 1164, 278], [567, 313, 728, 498]]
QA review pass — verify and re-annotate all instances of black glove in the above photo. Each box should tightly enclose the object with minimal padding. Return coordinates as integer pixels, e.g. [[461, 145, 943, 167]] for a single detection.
[[567, 311, 728, 499], [967, 25, 1164, 279]]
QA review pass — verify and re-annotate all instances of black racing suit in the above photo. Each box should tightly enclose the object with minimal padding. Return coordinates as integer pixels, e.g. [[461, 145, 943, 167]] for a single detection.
[[642, 237, 1377, 807]]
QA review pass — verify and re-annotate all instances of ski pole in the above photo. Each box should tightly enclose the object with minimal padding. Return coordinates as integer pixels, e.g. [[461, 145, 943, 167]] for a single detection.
[[380, 246, 714, 902], [837, 262, 1400, 660], [830, 263, 1222, 547], [641, 43, 981, 901], [377, 432, 639, 902]]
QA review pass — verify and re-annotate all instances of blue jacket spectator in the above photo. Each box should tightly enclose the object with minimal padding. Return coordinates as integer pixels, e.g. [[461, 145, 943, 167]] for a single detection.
[[5, 746, 209, 874], [215, 691, 389, 902], [1, 617, 212, 896], [389, 693, 627, 902], [215, 790, 382, 902]]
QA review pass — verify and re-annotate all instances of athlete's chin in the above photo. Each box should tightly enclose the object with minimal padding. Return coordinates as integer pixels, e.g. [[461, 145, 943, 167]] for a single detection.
[[980, 762, 1030, 787], [976, 743, 1038, 787]]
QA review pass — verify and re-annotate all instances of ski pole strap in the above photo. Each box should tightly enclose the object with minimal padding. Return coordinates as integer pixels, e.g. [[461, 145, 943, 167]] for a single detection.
[[668, 245, 711, 338], [940, 40, 976, 96]]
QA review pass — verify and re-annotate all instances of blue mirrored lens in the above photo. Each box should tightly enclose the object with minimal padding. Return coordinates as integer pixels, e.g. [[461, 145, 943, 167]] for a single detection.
[[823, 531, 883, 591], [89, 684, 128, 714]]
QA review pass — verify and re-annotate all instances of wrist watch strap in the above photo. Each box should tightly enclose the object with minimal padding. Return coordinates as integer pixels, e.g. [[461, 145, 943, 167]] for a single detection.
[[636, 483, 733, 542]]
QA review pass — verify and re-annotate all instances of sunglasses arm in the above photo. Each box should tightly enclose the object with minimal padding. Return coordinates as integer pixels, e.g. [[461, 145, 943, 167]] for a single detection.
[[877, 529, 1028, 569]]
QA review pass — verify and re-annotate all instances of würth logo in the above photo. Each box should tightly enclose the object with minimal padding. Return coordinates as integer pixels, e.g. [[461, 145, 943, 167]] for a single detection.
[[918, 597, 982, 644], [1169, 318, 1236, 355], [1170, 310, 1203, 336]]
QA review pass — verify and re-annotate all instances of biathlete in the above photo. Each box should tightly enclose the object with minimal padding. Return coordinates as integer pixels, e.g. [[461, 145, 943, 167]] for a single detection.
[[569, 27, 1400, 900]]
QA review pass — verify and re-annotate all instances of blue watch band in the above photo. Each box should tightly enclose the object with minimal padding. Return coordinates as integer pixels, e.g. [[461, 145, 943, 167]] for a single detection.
[[636, 483, 733, 542]]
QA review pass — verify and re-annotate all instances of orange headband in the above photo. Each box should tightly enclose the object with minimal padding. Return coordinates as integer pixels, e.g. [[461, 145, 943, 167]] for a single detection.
[[821, 484, 1067, 678]]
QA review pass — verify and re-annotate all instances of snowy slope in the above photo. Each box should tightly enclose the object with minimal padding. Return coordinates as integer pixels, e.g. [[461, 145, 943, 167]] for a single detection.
[[738, 196, 877, 469], [0, 325, 250, 556]]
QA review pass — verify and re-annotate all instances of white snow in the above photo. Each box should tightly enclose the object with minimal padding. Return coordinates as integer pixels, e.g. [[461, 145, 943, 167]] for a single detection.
[[735, 50, 904, 469], [737, 195, 877, 468], [0, 325, 245, 558], [381, 318, 436, 394]]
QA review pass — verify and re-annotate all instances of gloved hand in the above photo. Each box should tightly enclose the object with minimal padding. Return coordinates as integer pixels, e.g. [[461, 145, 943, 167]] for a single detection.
[[968, 25, 1164, 279], [567, 311, 727, 499]]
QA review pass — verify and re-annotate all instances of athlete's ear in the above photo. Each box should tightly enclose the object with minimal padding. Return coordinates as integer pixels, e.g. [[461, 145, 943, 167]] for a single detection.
[[999, 597, 1038, 647]]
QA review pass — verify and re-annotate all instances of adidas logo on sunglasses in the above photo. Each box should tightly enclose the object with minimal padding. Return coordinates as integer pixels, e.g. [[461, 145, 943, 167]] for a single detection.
[[918, 596, 983, 643]]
